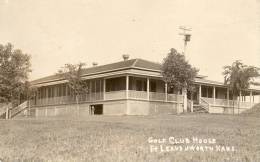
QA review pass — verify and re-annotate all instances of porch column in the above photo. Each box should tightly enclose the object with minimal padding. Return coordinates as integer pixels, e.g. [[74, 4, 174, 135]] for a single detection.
[[239, 90, 242, 101], [147, 78, 150, 100], [126, 75, 129, 115], [5, 107, 9, 119], [239, 90, 242, 114], [250, 90, 252, 107], [182, 88, 187, 112], [213, 86, 216, 105], [103, 78, 106, 100], [126, 75, 129, 99], [227, 88, 230, 107], [90, 81, 92, 101], [199, 85, 202, 104], [165, 83, 168, 101]]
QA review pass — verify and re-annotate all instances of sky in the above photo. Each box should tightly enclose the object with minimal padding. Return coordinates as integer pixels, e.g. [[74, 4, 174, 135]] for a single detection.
[[0, 0, 259, 82]]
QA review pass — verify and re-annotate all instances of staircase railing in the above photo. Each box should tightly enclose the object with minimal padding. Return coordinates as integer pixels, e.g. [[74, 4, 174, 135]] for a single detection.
[[200, 98, 210, 112], [9, 101, 28, 118], [0, 107, 6, 118], [0, 103, 12, 119]]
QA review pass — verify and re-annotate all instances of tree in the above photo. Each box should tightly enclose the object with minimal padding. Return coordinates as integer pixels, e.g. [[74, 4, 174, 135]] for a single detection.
[[223, 60, 260, 114], [57, 63, 88, 116], [23, 81, 38, 116], [162, 48, 199, 92], [0, 43, 31, 106], [162, 48, 199, 113]]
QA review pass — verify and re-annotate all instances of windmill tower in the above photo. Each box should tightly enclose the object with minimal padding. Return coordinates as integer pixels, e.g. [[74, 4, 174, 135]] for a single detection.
[[179, 26, 192, 55]]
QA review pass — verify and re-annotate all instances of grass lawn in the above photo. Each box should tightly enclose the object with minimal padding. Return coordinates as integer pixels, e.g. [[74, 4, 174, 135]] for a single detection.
[[0, 113, 260, 162]]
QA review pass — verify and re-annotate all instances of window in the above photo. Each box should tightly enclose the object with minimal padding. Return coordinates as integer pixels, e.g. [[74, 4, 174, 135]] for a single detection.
[[136, 79, 147, 91], [106, 77, 126, 92]]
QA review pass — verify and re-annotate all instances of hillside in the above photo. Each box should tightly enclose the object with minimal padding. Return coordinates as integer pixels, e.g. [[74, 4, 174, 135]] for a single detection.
[[0, 114, 260, 162], [242, 103, 260, 117]]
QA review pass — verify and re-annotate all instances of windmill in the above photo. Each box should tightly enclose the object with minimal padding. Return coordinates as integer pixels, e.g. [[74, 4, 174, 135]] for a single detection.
[[179, 26, 192, 55]]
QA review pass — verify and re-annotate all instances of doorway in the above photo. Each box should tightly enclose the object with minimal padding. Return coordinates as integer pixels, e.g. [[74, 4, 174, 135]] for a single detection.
[[89, 104, 103, 115]]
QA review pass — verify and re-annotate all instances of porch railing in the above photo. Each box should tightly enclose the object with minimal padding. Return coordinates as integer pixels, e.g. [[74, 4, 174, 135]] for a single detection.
[[32, 90, 183, 106], [201, 97, 257, 108], [105, 91, 126, 100], [9, 101, 28, 118], [149, 92, 165, 101], [128, 90, 147, 99]]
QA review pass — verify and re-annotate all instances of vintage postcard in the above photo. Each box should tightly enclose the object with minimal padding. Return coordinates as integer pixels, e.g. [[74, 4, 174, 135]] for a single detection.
[[0, 0, 259, 161]]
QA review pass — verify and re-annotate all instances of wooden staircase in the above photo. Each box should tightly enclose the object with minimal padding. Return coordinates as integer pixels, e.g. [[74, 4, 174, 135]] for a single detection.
[[7, 101, 28, 119], [0, 103, 12, 119], [193, 98, 209, 113]]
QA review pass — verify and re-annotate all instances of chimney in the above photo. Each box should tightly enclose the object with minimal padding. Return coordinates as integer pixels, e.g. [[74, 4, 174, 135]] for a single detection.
[[92, 62, 98, 66], [122, 54, 129, 61]]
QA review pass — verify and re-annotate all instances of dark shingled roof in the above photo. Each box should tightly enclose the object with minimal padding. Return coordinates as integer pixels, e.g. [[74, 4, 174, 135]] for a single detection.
[[31, 58, 214, 86], [30, 59, 162, 85]]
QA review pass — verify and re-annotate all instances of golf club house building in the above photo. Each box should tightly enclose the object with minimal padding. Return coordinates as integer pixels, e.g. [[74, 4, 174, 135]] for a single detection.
[[28, 55, 260, 117]]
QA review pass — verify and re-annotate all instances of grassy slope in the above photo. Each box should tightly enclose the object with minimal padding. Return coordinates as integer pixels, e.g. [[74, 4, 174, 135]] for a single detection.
[[0, 114, 260, 162], [242, 103, 260, 117]]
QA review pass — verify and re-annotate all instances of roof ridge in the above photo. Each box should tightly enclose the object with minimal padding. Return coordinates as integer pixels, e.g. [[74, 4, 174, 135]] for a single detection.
[[139, 58, 161, 65], [131, 58, 139, 67]]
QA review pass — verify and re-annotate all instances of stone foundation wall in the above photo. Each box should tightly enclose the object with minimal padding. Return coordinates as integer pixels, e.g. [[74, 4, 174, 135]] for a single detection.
[[209, 105, 251, 114], [29, 99, 179, 117]]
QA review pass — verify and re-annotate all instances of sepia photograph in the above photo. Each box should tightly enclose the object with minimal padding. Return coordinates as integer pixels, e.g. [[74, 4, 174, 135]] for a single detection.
[[0, 0, 260, 161]]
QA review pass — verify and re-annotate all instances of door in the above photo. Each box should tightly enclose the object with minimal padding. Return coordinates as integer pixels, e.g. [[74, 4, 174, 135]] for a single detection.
[[90, 104, 103, 115]]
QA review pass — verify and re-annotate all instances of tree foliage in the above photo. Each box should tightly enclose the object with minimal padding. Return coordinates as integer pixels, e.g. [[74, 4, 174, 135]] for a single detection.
[[57, 63, 88, 115], [0, 43, 31, 104], [162, 48, 199, 91], [57, 63, 88, 97], [223, 60, 260, 97]]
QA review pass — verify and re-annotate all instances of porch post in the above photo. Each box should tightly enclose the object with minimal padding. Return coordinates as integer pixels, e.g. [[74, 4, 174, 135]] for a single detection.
[[5, 107, 9, 119], [199, 84, 202, 104], [239, 90, 242, 101], [227, 88, 230, 107], [126, 75, 129, 115], [126, 75, 129, 99], [165, 83, 168, 101], [147, 78, 150, 100], [250, 90, 252, 107], [239, 90, 242, 114], [190, 100, 193, 112], [213, 86, 216, 105], [90, 81, 92, 101], [103, 78, 106, 100], [182, 88, 187, 112]]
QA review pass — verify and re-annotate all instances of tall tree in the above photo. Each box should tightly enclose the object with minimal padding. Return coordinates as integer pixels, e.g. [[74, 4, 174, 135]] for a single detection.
[[57, 63, 88, 116], [162, 48, 199, 113], [0, 43, 31, 105], [162, 48, 199, 92], [223, 60, 260, 113]]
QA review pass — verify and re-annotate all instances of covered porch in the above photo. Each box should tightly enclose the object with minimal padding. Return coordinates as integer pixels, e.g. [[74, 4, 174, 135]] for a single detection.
[[105, 75, 182, 102], [188, 84, 260, 113], [32, 75, 183, 106]]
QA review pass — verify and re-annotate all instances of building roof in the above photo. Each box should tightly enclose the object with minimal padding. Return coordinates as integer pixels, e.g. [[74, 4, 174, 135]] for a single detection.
[[31, 58, 221, 87], [194, 78, 225, 86]]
